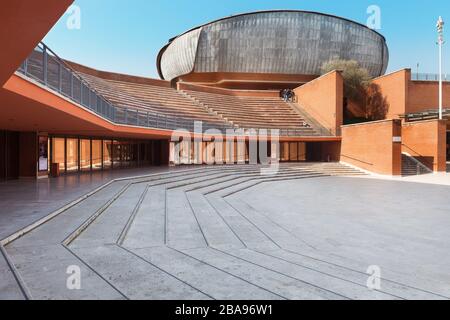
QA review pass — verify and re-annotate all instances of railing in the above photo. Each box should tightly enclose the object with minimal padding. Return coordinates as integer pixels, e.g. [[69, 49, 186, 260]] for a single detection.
[[18, 43, 116, 121], [16, 42, 331, 137], [411, 73, 450, 82], [400, 108, 450, 121]]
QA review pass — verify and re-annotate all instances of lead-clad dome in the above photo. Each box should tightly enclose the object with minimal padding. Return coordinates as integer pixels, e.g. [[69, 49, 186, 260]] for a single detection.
[[157, 10, 389, 81]]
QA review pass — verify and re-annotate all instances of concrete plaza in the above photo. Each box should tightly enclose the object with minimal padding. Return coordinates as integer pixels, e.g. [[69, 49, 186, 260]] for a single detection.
[[1, 163, 450, 300]]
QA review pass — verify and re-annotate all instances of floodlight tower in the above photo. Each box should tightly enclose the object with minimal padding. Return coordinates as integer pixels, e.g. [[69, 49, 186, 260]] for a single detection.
[[437, 16, 445, 120]]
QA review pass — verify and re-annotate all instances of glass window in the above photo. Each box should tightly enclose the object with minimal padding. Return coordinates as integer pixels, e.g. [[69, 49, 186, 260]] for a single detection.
[[122, 142, 130, 168], [52, 138, 65, 171], [298, 143, 307, 161], [66, 138, 79, 172], [113, 140, 121, 168], [131, 143, 138, 167], [289, 142, 298, 161], [80, 139, 91, 171], [38, 136, 48, 172], [103, 140, 112, 169], [92, 140, 102, 170]]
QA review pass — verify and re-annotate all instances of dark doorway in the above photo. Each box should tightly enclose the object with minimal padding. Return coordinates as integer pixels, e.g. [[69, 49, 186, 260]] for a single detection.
[[0, 131, 20, 181], [447, 132, 450, 162]]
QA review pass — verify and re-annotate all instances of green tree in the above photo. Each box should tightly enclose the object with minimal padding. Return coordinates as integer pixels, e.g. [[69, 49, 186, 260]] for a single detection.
[[321, 58, 370, 106], [321, 58, 388, 121]]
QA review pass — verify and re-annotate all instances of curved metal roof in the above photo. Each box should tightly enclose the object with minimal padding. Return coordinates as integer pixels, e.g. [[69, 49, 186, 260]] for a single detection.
[[157, 10, 389, 80]]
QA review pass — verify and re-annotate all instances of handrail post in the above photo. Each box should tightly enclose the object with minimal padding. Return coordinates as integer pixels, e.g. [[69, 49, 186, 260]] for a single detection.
[[87, 89, 91, 109], [58, 62, 62, 93], [70, 73, 74, 98], [24, 57, 28, 76], [43, 45, 48, 85], [147, 112, 150, 127]]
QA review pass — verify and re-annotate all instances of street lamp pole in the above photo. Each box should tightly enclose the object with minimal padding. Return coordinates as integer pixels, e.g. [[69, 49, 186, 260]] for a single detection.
[[437, 16, 445, 120]]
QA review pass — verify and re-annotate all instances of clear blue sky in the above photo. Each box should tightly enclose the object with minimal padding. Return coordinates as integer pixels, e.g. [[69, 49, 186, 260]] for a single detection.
[[44, 0, 450, 78]]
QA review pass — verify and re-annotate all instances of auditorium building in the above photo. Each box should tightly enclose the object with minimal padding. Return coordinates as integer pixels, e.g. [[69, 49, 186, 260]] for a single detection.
[[1, 1, 449, 180]]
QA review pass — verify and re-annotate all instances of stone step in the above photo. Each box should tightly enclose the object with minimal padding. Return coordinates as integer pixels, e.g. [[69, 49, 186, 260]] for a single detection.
[[185, 192, 246, 248], [0, 247, 25, 300], [218, 247, 398, 300], [214, 172, 325, 197], [121, 186, 167, 249], [181, 247, 347, 300], [70, 245, 208, 300], [6, 244, 124, 300], [7, 180, 131, 248], [223, 195, 319, 250], [70, 183, 149, 248], [250, 247, 446, 300], [205, 195, 280, 250], [197, 169, 317, 195], [127, 246, 281, 300], [166, 190, 208, 250]]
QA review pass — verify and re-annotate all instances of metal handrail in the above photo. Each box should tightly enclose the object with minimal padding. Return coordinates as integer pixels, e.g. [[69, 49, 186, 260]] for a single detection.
[[411, 73, 450, 82], [16, 42, 332, 137], [18, 42, 116, 122]]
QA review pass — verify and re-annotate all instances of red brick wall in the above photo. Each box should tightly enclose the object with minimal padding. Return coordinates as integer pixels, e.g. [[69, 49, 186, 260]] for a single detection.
[[373, 68, 450, 117], [341, 120, 402, 175], [372, 69, 409, 119], [294, 71, 344, 136], [402, 120, 447, 172], [408, 81, 450, 114]]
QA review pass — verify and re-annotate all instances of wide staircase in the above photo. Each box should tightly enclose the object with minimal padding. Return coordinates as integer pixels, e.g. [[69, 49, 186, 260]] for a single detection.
[[73, 72, 235, 131], [4, 162, 447, 300], [401, 154, 432, 176], [183, 90, 330, 136]]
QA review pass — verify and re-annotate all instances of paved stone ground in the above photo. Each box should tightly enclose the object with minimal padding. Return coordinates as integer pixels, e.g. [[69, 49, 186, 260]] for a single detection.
[[0, 167, 195, 240], [2, 163, 450, 300]]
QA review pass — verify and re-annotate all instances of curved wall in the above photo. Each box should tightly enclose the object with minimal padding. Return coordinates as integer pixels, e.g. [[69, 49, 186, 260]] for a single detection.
[[158, 11, 389, 81]]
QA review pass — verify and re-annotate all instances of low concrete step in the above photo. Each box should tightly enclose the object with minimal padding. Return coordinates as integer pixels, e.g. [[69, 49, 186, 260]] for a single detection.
[[70, 183, 149, 248], [166, 190, 208, 250], [0, 247, 25, 300], [121, 186, 167, 249], [218, 247, 397, 300], [185, 192, 246, 249], [128, 246, 281, 300], [70, 245, 209, 300], [252, 248, 446, 300], [181, 247, 346, 300]]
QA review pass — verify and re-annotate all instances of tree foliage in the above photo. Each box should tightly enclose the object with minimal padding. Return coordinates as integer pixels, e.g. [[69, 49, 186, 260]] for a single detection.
[[365, 83, 389, 120], [321, 58, 388, 121], [321, 58, 370, 105]]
